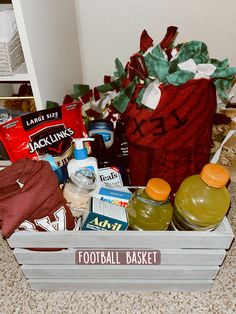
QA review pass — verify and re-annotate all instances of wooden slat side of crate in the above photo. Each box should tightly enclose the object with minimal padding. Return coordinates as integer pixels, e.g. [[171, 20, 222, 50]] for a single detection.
[[7, 217, 234, 250], [6, 217, 234, 292], [28, 278, 214, 292], [21, 264, 220, 280], [13, 248, 226, 266]]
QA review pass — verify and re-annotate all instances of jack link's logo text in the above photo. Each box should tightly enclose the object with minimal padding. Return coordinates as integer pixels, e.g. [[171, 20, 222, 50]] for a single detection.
[[28, 125, 74, 157]]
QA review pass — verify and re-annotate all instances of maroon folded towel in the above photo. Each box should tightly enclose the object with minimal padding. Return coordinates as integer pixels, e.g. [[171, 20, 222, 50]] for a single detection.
[[0, 158, 75, 238]]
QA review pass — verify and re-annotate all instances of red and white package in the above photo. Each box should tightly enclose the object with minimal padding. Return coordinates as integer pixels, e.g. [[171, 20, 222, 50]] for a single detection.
[[0, 103, 87, 168]]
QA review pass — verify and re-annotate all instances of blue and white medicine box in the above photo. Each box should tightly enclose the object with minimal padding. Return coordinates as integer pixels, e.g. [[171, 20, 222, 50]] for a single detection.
[[82, 197, 129, 231], [93, 186, 132, 207]]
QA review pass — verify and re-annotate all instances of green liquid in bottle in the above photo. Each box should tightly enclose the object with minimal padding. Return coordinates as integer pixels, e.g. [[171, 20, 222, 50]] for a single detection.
[[127, 189, 173, 231], [172, 174, 230, 231]]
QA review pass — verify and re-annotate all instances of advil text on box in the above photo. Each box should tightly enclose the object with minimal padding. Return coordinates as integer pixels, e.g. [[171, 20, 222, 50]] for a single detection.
[[82, 198, 128, 231]]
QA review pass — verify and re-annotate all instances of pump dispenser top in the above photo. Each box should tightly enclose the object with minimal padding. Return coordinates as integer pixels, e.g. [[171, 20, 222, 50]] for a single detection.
[[67, 137, 98, 178], [73, 138, 94, 160]]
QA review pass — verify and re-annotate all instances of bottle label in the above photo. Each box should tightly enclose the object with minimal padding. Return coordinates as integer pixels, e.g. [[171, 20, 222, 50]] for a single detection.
[[120, 142, 129, 157], [86, 165, 95, 172], [98, 167, 123, 186]]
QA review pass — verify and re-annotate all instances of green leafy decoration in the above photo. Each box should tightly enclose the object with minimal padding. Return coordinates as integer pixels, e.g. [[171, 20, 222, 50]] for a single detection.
[[114, 58, 126, 78], [73, 84, 90, 98], [96, 78, 122, 93], [176, 41, 210, 64], [214, 78, 233, 100], [209, 58, 236, 100], [151, 44, 165, 59], [168, 59, 179, 74], [211, 58, 229, 70], [166, 70, 195, 85], [46, 100, 59, 109], [112, 78, 138, 113], [211, 67, 236, 80], [136, 86, 146, 106], [144, 53, 169, 82]]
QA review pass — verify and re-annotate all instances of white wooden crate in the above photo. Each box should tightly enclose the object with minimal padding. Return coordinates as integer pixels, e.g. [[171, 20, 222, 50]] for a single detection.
[[7, 217, 234, 292]]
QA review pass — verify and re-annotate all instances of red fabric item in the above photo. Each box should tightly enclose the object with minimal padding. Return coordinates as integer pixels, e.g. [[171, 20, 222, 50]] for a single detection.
[[0, 158, 76, 238], [63, 94, 74, 104], [126, 53, 148, 81], [140, 29, 153, 52], [160, 26, 178, 49], [124, 78, 217, 196]]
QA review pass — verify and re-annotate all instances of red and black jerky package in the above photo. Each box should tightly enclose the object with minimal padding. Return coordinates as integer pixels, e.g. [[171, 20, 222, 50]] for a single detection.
[[0, 103, 87, 181]]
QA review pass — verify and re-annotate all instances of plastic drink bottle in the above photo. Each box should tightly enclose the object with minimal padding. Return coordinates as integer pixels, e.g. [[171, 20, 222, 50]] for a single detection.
[[126, 178, 173, 230], [171, 163, 230, 231]]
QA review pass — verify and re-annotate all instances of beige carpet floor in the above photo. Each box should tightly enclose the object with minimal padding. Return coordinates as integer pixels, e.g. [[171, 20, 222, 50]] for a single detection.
[[0, 184, 235, 314]]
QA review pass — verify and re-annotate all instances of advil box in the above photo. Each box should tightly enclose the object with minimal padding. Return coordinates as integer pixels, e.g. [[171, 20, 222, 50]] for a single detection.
[[82, 198, 128, 231]]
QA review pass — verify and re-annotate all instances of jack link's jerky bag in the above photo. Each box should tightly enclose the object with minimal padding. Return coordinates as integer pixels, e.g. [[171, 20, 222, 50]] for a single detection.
[[0, 103, 87, 182]]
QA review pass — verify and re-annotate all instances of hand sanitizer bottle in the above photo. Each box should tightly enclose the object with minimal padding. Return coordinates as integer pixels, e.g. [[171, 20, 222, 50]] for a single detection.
[[67, 138, 99, 178]]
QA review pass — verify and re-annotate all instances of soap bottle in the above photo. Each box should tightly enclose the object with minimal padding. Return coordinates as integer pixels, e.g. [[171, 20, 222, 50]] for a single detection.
[[67, 138, 99, 178], [126, 178, 173, 231], [171, 163, 230, 231]]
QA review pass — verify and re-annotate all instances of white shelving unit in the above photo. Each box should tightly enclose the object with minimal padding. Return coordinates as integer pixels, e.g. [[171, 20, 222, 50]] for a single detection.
[[0, 64, 29, 82], [0, 73, 29, 82], [0, 2, 29, 100], [0, 0, 83, 110]]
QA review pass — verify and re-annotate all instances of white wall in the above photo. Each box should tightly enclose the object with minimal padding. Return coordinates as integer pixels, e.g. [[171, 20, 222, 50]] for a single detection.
[[75, 0, 236, 101], [13, 0, 83, 109]]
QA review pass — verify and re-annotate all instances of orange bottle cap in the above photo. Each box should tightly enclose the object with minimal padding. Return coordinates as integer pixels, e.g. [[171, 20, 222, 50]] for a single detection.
[[200, 163, 230, 188], [145, 178, 171, 201]]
